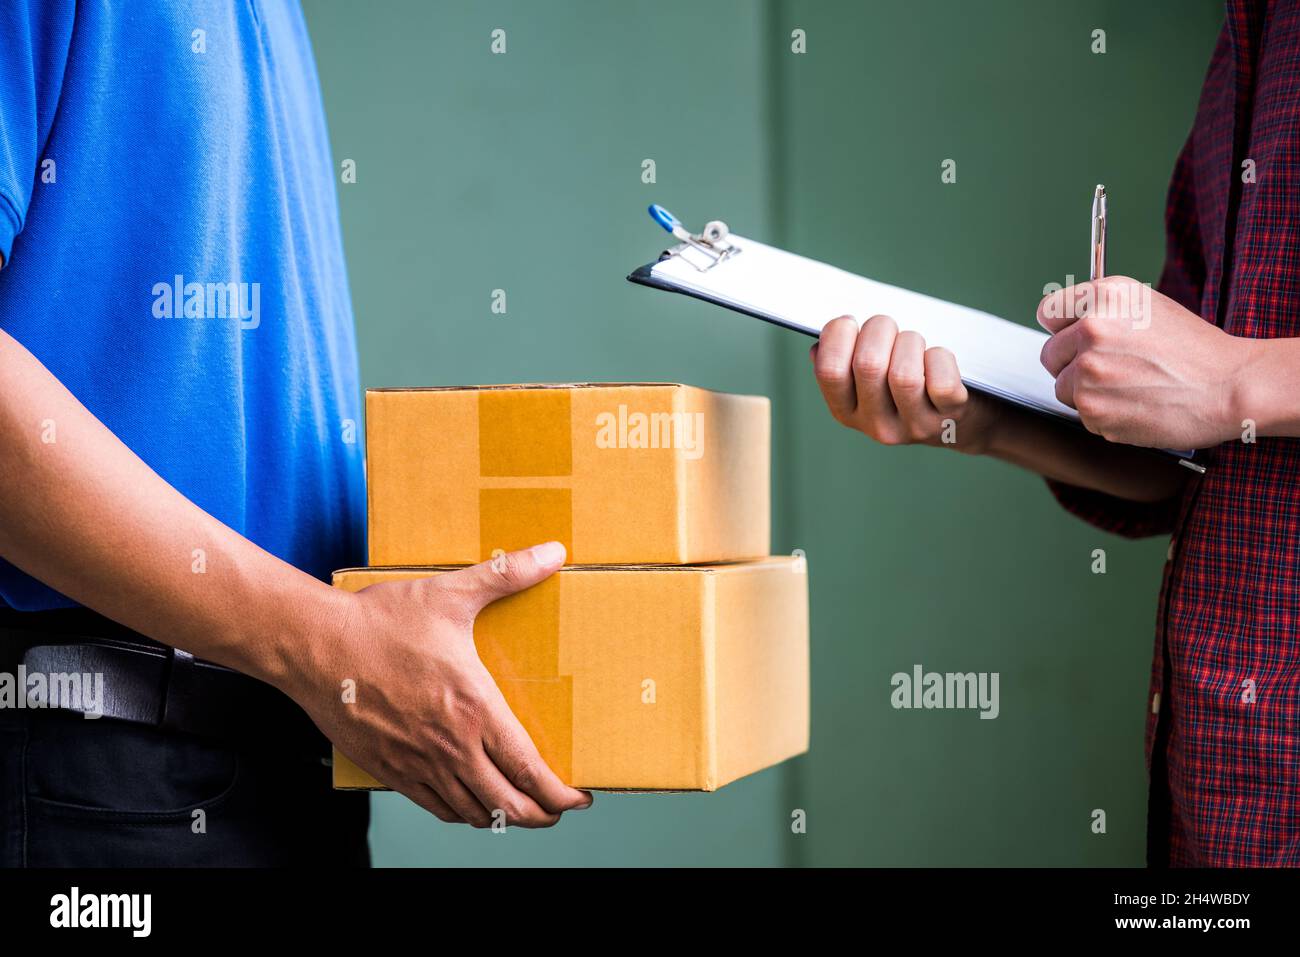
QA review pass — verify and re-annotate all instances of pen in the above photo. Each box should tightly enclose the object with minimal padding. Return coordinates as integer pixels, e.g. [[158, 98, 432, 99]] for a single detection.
[[1086, 184, 1202, 473], [1090, 184, 1106, 281]]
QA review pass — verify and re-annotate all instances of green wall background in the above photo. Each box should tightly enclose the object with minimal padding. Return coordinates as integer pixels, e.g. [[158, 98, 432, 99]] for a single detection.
[[303, 0, 1223, 866]]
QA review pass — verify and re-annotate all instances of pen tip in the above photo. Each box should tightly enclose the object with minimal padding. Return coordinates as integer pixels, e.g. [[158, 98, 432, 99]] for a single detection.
[[1094, 184, 1106, 198]]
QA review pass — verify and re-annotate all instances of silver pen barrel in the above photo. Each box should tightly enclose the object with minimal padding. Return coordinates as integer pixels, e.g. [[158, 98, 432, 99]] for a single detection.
[[1090, 184, 1107, 281]]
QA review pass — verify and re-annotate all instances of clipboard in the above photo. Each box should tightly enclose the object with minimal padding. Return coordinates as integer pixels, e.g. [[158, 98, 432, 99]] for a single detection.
[[627, 205, 1201, 471]]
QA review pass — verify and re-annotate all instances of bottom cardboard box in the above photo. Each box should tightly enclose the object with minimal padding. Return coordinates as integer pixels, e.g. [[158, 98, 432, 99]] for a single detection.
[[330, 557, 809, 792]]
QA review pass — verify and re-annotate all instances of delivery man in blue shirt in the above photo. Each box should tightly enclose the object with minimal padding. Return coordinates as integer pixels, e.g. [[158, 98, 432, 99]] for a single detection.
[[0, 1, 589, 866]]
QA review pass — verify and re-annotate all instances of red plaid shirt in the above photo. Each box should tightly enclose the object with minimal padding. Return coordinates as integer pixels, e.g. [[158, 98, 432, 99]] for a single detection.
[[1049, 0, 1300, 866]]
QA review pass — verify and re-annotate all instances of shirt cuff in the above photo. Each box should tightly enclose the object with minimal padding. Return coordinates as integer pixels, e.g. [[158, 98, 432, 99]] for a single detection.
[[1046, 478, 1179, 539]]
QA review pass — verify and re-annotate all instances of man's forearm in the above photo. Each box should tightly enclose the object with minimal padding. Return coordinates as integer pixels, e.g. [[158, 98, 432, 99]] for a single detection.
[[982, 400, 1189, 504], [0, 328, 341, 691]]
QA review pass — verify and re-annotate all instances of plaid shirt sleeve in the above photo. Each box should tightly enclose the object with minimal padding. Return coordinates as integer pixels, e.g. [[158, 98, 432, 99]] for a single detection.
[[1044, 134, 1203, 538]]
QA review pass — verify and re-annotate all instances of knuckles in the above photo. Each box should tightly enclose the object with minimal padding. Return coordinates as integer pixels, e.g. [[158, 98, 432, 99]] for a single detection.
[[851, 353, 890, 382], [1036, 290, 1061, 319], [463, 809, 493, 829], [488, 553, 525, 590], [1073, 390, 1105, 424], [1073, 389, 1126, 442], [1039, 338, 1056, 370], [428, 729, 470, 765], [1073, 350, 1106, 382], [887, 368, 924, 392], [814, 349, 853, 382], [927, 377, 960, 404], [829, 405, 856, 428], [511, 760, 540, 794], [497, 798, 530, 824], [1076, 315, 1107, 347]]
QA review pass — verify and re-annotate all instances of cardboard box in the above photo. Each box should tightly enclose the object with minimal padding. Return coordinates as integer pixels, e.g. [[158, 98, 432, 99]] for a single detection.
[[331, 557, 809, 792], [365, 384, 770, 566]]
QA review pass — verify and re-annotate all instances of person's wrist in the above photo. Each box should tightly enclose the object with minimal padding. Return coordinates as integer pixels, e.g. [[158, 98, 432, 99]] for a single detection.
[[953, 395, 1005, 457], [1223, 334, 1270, 439], [253, 578, 355, 706]]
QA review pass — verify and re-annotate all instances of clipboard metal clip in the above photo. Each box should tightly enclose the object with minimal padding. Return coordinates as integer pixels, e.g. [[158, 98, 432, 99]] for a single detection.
[[648, 204, 740, 272]]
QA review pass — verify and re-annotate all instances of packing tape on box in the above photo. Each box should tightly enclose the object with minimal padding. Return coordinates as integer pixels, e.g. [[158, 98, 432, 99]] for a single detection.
[[475, 575, 573, 782], [477, 389, 575, 561], [475, 389, 576, 778]]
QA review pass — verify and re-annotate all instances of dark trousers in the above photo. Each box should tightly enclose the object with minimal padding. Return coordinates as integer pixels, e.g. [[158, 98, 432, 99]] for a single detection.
[[0, 611, 370, 867], [0, 709, 369, 867]]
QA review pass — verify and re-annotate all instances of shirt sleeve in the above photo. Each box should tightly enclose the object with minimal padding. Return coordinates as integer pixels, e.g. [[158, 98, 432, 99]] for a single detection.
[[1045, 479, 1181, 539], [1045, 133, 1203, 539], [0, 1, 75, 266]]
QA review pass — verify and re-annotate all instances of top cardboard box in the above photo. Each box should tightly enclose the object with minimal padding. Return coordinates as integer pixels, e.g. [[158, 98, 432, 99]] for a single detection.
[[366, 383, 770, 565]]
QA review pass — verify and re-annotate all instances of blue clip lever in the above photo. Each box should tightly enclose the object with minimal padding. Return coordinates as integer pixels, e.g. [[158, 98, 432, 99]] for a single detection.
[[649, 203, 677, 231], [648, 204, 692, 243]]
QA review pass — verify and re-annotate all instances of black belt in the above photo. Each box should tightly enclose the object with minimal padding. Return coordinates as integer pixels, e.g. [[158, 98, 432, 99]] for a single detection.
[[0, 607, 326, 757]]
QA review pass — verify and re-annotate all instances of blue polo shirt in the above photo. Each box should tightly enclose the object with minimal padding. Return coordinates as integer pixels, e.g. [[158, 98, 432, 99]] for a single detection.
[[0, 1, 365, 610]]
